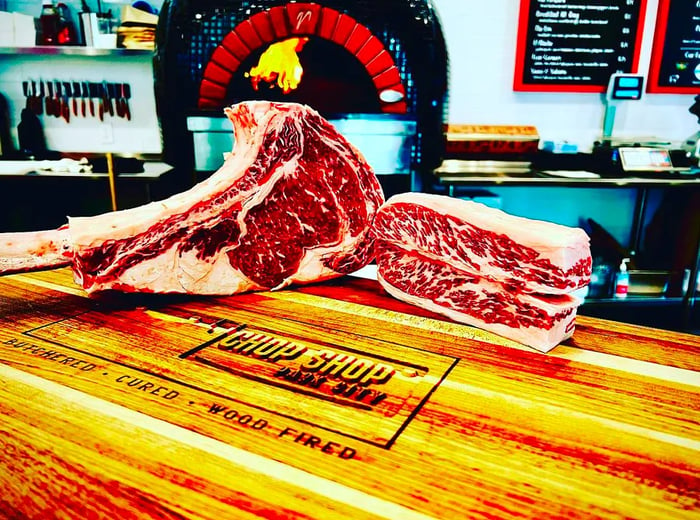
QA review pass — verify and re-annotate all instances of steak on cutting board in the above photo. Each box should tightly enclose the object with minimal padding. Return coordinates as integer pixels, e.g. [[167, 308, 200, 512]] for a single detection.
[[371, 193, 592, 351], [0, 101, 384, 294]]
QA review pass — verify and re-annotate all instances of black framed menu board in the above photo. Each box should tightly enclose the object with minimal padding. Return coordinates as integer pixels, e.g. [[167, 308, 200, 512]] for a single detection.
[[648, 0, 700, 93], [514, 0, 648, 92]]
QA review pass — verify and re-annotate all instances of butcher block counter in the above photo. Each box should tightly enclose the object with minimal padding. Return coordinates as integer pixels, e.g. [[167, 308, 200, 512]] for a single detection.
[[0, 268, 698, 519]]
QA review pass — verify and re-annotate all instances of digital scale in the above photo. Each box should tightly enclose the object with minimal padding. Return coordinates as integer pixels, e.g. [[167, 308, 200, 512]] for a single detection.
[[616, 147, 677, 173], [596, 73, 696, 176], [602, 73, 645, 140]]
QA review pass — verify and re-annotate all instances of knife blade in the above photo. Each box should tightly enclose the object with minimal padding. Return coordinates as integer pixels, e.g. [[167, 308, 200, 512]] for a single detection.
[[103, 81, 113, 117], [96, 83, 104, 121], [54, 81, 62, 119], [22, 81, 30, 110], [46, 81, 54, 116], [115, 83, 124, 118], [30, 80, 39, 114], [123, 83, 131, 121], [63, 81, 72, 122], [72, 81, 81, 116], [86, 82, 94, 117], [79, 82, 86, 117], [35, 80, 44, 116]]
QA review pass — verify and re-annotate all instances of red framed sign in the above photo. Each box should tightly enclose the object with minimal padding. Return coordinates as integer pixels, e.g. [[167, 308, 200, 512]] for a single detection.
[[514, 0, 647, 93], [647, 0, 700, 93]]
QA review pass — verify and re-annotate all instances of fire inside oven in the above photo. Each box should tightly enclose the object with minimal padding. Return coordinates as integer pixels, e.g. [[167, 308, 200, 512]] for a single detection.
[[154, 0, 448, 192], [226, 37, 382, 114]]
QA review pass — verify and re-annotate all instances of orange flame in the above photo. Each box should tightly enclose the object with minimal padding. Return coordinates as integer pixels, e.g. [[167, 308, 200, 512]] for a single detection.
[[245, 37, 309, 94]]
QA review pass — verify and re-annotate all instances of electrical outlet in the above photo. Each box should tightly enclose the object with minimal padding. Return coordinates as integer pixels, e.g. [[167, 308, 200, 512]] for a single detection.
[[100, 123, 114, 144]]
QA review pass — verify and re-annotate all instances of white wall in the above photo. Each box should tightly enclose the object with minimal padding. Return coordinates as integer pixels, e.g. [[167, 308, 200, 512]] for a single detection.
[[434, 0, 697, 151]]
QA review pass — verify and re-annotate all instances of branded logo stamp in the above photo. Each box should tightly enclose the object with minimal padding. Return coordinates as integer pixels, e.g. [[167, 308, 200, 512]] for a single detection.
[[181, 320, 457, 446], [19, 306, 457, 447]]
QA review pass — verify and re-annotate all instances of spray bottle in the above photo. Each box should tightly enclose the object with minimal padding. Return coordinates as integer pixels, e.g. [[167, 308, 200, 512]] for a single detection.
[[614, 258, 630, 299]]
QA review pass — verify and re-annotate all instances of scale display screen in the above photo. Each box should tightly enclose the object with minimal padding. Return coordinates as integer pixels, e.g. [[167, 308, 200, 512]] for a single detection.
[[609, 75, 644, 100], [618, 147, 673, 171]]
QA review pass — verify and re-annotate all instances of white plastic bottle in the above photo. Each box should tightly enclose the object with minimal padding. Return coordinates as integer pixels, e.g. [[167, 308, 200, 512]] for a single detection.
[[614, 258, 630, 299]]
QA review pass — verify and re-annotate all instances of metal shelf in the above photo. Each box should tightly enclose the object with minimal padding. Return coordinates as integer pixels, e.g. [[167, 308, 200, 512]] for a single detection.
[[583, 296, 685, 305], [0, 46, 153, 57], [0, 161, 172, 180], [434, 172, 700, 189]]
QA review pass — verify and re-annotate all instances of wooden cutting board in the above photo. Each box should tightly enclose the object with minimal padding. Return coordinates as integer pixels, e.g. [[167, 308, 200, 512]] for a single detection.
[[1, 268, 699, 519]]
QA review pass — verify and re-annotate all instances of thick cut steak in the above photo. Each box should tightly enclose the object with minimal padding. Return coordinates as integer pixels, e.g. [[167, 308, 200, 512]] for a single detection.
[[371, 193, 592, 352], [0, 101, 384, 294]]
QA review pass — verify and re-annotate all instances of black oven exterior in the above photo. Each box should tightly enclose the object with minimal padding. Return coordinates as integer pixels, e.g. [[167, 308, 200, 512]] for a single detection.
[[154, 0, 448, 193]]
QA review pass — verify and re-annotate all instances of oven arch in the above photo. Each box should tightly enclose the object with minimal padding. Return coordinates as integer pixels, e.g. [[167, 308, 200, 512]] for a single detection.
[[198, 3, 407, 114]]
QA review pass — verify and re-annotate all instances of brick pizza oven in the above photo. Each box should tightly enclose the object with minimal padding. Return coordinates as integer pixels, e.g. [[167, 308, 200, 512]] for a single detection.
[[154, 0, 448, 193]]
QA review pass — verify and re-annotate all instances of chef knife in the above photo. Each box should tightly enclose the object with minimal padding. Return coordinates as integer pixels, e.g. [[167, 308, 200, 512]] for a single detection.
[[117, 83, 126, 118], [85, 82, 94, 117], [25, 80, 38, 114], [103, 81, 114, 117], [73, 81, 81, 116], [59, 82, 70, 123], [63, 82, 72, 122], [115, 84, 123, 118], [93, 83, 104, 121], [112, 83, 121, 118], [35, 80, 44, 116], [30, 80, 39, 114], [90, 82, 102, 120], [22, 81, 30, 110], [46, 81, 54, 116], [54, 81, 62, 119], [123, 83, 131, 121]]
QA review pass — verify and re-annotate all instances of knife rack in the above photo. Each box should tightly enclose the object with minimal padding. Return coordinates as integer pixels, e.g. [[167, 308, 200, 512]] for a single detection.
[[21, 79, 132, 122]]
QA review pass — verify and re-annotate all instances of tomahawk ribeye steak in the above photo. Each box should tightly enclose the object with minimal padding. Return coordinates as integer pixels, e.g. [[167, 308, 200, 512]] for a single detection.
[[0, 101, 384, 294], [371, 193, 592, 351]]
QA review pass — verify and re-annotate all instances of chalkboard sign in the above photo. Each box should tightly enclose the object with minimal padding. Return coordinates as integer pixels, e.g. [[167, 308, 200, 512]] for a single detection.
[[514, 0, 648, 92], [648, 0, 700, 93]]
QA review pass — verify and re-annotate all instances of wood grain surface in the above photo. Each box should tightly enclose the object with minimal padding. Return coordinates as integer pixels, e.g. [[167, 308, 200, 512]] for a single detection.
[[0, 268, 698, 520]]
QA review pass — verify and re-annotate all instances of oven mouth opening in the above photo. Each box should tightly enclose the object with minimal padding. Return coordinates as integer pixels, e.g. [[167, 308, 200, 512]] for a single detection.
[[228, 37, 383, 114]]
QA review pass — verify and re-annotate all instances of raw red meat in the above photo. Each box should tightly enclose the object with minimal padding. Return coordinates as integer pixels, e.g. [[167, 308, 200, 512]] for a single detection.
[[371, 193, 592, 351], [0, 101, 384, 294]]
